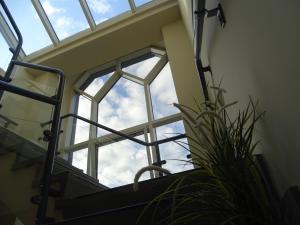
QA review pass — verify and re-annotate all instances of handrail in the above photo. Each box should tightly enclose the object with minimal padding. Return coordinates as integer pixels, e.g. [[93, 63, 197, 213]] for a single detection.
[[41, 113, 187, 147], [0, 0, 22, 81], [0, 1, 65, 224]]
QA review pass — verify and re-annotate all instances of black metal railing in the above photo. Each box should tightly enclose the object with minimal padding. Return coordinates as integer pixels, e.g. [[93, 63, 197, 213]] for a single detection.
[[42, 113, 187, 168], [0, 1, 65, 224]]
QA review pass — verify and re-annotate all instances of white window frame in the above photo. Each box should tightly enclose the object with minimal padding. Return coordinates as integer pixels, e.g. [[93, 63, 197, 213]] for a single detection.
[[63, 47, 189, 181]]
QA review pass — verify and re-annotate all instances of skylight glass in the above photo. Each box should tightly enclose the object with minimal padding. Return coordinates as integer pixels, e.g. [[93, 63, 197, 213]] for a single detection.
[[135, 0, 152, 7], [0, 33, 11, 71], [156, 121, 193, 173], [122, 56, 160, 79], [97, 135, 150, 188], [98, 77, 148, 136], [84, 72, 113, 96], [41, 0, 89, 40], [72, 148, 88, 174], [86, 0, 131, 25], [4, 0, 52, 54], [150, 62, 179, 119]]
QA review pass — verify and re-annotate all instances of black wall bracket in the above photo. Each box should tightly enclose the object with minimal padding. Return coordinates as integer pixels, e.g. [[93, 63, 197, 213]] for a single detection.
[[195, 3, 226, 28]]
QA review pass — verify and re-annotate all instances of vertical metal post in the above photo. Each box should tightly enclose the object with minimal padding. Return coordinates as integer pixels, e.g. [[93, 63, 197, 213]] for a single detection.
[[36, 72, 65, 225]]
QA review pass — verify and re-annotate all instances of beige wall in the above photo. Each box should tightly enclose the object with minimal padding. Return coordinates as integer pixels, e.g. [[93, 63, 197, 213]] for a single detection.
[[162, 20, 205, 155], [207, 0, 300, 194]]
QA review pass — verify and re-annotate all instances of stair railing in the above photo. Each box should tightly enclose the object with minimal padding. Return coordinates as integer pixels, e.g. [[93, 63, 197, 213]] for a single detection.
[[0, 1, 65, 224], [42, 113, 187, 168]]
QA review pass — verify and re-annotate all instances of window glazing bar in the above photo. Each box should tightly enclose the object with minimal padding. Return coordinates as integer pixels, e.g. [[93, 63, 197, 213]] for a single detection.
[[79, 0, 96, 31], [128, 0, 136, 12], [0, 10, 25, 58], [145, 54, 168, 84], [31, 0, 59, 45]]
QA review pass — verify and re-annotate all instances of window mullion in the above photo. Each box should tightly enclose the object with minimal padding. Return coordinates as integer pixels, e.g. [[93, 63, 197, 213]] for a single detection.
[[145, 55, 168, 85], [79, 0, 96, 30], [144, 83, 160, 178], [87, 100, 98, 178], [31, 0, 59, 45], [94, 71, 121, 102]]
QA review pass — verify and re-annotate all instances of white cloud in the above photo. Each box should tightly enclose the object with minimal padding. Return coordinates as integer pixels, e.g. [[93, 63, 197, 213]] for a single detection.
[[87, 0, 111, 14], [42, 0, 64, 16]]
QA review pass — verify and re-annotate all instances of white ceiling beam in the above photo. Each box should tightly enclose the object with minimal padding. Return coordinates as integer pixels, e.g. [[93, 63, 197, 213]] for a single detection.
[[31, 0, 59, 45], [79, 0, 96, 31], [128, 0, 137, 12]]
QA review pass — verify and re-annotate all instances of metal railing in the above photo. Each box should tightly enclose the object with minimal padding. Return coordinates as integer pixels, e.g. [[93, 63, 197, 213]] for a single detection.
[[42, 113, 187, 168], [0, 1, 65, 224]]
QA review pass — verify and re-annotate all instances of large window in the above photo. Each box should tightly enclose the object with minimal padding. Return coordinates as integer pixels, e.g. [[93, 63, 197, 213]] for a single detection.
[[70, 48, 193, 188]]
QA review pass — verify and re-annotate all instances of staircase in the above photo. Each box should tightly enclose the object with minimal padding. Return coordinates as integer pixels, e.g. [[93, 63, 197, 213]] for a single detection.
[[0, 125, 108, 225]]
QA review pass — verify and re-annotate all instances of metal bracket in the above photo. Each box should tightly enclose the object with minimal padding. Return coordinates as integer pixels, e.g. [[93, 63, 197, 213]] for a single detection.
[[202, 65, 212, 74], [42, 130, 53, 142], [195, 4, 226, 28], [152, 160, 167, 167]]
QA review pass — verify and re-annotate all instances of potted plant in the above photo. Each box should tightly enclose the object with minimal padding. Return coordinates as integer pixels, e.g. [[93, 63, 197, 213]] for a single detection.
[[137, 87, 284, 225]]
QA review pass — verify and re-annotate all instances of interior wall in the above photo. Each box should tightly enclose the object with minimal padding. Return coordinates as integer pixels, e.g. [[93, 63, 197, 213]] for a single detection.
[[208, 0, 300, 194]]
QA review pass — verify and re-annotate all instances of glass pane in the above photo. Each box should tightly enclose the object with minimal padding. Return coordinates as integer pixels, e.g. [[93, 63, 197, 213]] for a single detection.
[[86, 0, 131, 24], [98, 77, 147, 136], [156, 121, 193, 173], [5, 0, 52, 54], [41, 0, 89, 40], [135, 0, 152, 7], [122, 56, 160, 79], [84, 72, 113, 96], [72, 148, 88, 174], [150, 62, 179, 119], [0, 33, 11, 71], [98, 135, 150, 188], [74, 96, 91, 144]]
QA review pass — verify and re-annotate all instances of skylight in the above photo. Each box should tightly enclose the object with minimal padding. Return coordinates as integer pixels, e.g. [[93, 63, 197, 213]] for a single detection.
[[5, 0, 52, 54], [41, 0, 89, 40], [0, 0, 155, 56], [86, 0, 131, 25]]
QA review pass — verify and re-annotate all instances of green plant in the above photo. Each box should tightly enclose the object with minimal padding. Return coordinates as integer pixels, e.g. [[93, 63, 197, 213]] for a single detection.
[[137, 87, 283, 225]]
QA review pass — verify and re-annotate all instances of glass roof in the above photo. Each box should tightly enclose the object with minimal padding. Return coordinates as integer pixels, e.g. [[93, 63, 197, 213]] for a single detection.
[[0, 0, 154, 56], [87, 0, 131, 24], [41, 0, 89, 40]]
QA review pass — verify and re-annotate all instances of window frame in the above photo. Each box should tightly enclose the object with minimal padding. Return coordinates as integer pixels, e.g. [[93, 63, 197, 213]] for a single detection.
[[67, 47, 191, 182]]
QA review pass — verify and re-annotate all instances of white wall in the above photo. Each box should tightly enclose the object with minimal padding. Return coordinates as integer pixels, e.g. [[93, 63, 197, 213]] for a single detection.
[[208, 0, 300, 194]]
